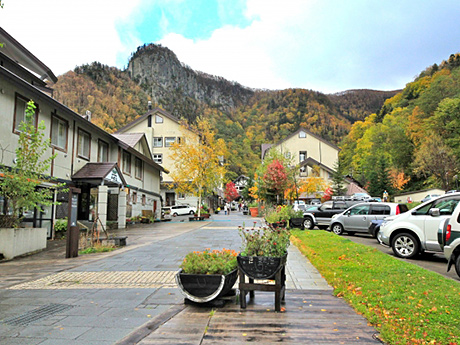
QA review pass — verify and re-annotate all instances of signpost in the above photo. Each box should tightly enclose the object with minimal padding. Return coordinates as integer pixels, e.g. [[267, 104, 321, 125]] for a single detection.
[[66, 187, 81, 258]]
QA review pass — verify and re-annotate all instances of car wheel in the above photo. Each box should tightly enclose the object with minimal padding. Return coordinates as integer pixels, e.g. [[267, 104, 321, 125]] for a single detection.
[[303, 217, 314, 230], [392, 233, 419, 258], [173, 212, 178, 217], [331, 223, 344, 235], [454, 254, 460, 279], [189, 210, 195, 215]]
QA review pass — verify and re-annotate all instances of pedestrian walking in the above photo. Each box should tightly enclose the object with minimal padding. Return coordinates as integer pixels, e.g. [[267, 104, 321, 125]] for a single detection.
[[224, 204, 228, 215]]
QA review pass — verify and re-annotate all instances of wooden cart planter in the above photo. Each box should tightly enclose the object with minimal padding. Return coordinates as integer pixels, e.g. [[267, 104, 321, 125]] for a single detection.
[[237, 254, 287, 311], [176, 269, 238, 303]]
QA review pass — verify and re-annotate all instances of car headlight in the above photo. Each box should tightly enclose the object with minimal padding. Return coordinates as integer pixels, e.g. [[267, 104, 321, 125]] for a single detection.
[[331, 214, 339, 219]]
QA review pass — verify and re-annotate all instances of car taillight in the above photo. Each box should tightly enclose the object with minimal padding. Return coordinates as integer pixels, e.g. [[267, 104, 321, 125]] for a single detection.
[[446, 224, 451, 241], [396, 205, 400, 215]]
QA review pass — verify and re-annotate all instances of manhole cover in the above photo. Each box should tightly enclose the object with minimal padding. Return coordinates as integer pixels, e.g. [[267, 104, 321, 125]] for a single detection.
[[2, 303, 73, 326]]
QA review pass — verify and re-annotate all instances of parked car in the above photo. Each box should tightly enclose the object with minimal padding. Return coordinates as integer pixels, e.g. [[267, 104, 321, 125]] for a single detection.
[[421, 194, 441, 203], [438, 203, 460, 278], [303, 200, 360, 230], [242, 205, 249, 215], [368, 219, 384, 238], [378, 192, 460, 258], [352, 193, 371, 201], [293, 204, 307, 213], [163, 204, 197, 216], [310, 198, 321, 205], [329, 202, 408, 236]]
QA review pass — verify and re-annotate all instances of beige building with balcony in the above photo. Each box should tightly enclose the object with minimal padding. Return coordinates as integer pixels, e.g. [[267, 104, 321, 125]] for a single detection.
[[262, 128, 339, 198], [116, 106, 199, 208]]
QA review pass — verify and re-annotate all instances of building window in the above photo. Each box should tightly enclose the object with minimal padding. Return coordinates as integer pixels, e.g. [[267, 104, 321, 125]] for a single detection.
[[51, 115, 68, 151], [135, 157, 143, 179], [165, 137, 175, 147], [177, 192, 185, 199], [299, 166, 307, 176], [142, 194, 146, 206], [153, 154, 163, 164], [153, 137, 163, 147], [77, 128, 91, 160], [155, 115, 163, 123], [177, 137, 185, 145], [98, 140, 109, 162], [13, 94, 38, 133], [123, 150, 131, 174], [299, 131, 306, 138], [132, 191, 137, 204], [299, 151, 307, 162]]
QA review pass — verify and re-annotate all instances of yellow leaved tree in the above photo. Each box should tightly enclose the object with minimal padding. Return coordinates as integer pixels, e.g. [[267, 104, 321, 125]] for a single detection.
[[169, 118, 228, 216]]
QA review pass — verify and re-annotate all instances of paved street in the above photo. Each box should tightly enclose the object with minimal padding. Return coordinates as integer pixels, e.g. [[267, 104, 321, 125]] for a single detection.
[[0, 212, 380, 344]]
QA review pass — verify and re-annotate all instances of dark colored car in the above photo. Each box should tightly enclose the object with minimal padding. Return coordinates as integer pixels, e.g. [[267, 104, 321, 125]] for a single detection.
[[368, 219, 384, 238], [303, 200, 360, 230]]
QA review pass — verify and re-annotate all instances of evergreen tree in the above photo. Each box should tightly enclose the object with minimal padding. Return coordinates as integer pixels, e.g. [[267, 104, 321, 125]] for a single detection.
[[331, 159, 346, 196]]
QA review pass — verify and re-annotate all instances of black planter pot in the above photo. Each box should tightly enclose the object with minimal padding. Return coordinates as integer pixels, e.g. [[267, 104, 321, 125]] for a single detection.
[[176, 269, 238, 303], [289, 217, 304, 229], [267, 220, 287, 229], [237, 254, 287, 280]]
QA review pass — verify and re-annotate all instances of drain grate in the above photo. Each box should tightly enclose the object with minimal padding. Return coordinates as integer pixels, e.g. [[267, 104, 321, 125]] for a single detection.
[[2, 303, 74, 326]]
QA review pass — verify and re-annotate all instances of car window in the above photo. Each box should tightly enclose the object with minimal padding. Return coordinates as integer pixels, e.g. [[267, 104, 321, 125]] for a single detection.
[[370, 205, 390, 215], [398, 204, 409, 213], [333, 202, 347, 209], [321, 202, 333, 210], [349, 204, 370, 216], [413, 201, 434, 215], [434, 198, 460, 215]]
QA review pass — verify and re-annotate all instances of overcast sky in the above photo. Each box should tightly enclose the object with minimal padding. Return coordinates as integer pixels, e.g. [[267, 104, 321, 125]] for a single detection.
[[1, 0, 460, 93]]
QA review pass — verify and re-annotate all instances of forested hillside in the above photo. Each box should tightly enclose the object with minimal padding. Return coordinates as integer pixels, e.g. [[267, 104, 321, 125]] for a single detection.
[[51, 44, 397, 179], [340, 53, 460, 195]]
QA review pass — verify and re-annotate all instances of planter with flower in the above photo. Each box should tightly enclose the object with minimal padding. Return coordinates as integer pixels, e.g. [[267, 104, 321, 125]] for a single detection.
[[264, 205, 290, 229], [248, 201, 259, 217], [176, 248, 239, 303], [237, 224, 290, 311], [237, 225, 290, 279]]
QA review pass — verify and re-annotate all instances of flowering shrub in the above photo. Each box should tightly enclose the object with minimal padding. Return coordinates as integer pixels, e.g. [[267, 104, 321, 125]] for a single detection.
[[180, 248, 238, 275], [239, 223, 290, 257]]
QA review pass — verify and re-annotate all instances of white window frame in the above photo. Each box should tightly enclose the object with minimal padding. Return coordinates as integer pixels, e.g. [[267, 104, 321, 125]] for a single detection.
[[51, 115, 68, 151], [153, 137, 163, 147], [155, 115, 163, 123], [165, 137, 176, 147], [77, 128, 91, 160], [299, 131, 306, 138]]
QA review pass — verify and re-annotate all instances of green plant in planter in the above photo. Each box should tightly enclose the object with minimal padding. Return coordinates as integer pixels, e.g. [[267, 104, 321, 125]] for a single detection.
[[264, 205, 293, 223], [239, 225, 290, 257], [180, 248, 238, 275]]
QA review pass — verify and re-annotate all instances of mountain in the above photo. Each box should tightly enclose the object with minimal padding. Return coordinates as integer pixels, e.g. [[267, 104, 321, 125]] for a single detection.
[[339, 53, 460, 192], [51, 44, 398, 177]]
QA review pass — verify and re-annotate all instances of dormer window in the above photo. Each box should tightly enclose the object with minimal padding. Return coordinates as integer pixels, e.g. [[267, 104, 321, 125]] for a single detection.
[[155, 115, 163, 123]]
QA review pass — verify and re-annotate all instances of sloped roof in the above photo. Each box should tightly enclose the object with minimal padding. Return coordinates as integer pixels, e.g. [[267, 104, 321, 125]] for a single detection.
[[299, 157, 335, 174], [112, 133, 145, 148], [72, 162, 126, 186], [261, 127, 339, 160], [0, 27, 57, 83], [115, 107, 181, 134]]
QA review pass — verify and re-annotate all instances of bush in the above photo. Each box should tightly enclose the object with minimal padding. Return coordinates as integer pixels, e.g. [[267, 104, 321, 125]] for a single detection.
[[239, 225, 290, 257], [54, 218, 67, 234]]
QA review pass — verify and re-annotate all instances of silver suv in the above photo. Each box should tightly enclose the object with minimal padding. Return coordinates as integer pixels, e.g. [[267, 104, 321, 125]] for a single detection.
[[330, 202, 408, 236], [379, 193, 460, 258]]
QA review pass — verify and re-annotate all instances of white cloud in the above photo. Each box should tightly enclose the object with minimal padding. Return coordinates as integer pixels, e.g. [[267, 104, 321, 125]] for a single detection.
[[0, 0, 141, 75]]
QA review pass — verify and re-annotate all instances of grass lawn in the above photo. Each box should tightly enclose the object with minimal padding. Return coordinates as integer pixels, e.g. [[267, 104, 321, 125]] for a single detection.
[[291, 229, 460, 345]]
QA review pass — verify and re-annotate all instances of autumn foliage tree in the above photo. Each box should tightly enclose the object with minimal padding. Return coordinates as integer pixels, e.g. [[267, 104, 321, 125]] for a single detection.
[[169, 118, 228, 216], [263, 159, 289, 203], [225, 181, 239, 202]]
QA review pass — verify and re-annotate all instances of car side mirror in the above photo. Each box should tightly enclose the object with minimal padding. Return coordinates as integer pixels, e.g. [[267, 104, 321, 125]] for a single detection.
[[429, 208, 440, 217]]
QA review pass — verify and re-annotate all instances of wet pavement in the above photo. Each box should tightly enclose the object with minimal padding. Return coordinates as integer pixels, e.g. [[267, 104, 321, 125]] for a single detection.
[[0, 212, 380, 344]]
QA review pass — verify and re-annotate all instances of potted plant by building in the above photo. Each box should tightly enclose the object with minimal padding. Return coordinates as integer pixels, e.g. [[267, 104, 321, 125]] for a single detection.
[[199, 204, 211, 219], [248, 201, 259, 217], [264, 205, 292, 229], [237, 225, 290, 279], [176, 248, 239, 303], [288, 208, 305, 229]]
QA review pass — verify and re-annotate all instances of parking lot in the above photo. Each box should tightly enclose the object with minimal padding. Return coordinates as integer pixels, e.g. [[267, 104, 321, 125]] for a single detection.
[[331, 231, 460, 281]]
